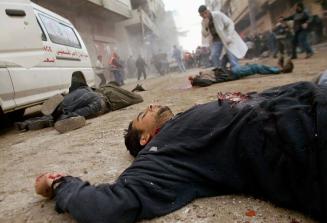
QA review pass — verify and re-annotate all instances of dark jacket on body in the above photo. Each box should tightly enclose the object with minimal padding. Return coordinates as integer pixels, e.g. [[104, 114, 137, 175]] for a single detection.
[[54, 82, 327, 223]]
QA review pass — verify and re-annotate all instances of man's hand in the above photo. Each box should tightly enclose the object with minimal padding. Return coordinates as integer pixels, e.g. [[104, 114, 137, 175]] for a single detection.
[[35, 173, 64, 198], [225, 37, 232, 45], [302, 22, 308, 29]]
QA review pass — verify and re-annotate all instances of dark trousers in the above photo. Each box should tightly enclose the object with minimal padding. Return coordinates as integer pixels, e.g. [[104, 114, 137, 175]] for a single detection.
[[292, 30, 313, 58], [277, 38, 292, 59], [112, 70, 124, 86], [137, 68, 146, 80]]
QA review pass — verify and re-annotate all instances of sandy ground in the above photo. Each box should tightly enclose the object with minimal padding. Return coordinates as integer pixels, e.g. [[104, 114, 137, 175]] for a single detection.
[[1, 47, 327, 223]]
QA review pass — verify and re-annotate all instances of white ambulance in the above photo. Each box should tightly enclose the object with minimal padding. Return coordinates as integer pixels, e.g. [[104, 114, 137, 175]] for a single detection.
[[0, 0, 95, 117]]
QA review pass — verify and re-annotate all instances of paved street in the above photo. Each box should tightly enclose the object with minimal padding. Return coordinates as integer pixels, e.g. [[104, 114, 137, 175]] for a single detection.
[[1, 47, 326, 222]]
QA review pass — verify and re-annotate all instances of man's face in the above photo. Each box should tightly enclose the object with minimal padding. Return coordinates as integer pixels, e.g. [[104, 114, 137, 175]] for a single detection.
[[132, 104, 173, 145], [199, 10, 210, 19]]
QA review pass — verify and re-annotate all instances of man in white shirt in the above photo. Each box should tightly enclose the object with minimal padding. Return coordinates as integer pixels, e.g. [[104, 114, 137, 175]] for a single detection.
[[199, 5, 247, 69]]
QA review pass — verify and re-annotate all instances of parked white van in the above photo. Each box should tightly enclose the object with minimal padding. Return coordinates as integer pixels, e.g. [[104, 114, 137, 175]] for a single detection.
[[0, 0, 95, 117]]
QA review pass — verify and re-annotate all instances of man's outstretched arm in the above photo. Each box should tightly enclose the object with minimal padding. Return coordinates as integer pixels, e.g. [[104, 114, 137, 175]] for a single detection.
[[35, 173, 140, 223]]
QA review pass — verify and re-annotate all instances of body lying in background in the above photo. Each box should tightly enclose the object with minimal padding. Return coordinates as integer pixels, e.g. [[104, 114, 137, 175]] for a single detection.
[[15, 71, 143, 133], [189, 59, 293, 87]]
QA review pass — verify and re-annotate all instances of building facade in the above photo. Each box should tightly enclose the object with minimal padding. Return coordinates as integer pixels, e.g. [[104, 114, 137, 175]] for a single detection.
[[116, 0, 179, 60]]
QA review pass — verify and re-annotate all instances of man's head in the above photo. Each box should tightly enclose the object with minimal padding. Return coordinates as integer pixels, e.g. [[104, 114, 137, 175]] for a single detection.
[[198, 5, 211, 19], [124, 104, 174, 157], [97, 55, 102, 61]]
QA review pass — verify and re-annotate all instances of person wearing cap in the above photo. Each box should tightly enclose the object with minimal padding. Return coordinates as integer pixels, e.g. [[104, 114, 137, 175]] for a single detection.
[[198, 5, 247, 70]]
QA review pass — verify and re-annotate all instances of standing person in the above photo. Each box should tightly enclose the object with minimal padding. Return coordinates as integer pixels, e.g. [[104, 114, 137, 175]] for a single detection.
[[284, 2, 314, 59], [310, 15, 324, 44], [172, 45, 186, 72], [109, 52, 124, 86], [267, 31, 278, 58], [127, 56, 136, 78], [94, 55, 106, 87], [135, 55, 147, 80], [199, 5, 247, 69], [273, 16, 293, 67]]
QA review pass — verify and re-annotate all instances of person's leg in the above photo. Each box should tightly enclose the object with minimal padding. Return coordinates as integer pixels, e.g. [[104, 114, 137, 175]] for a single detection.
[[277, 39, 285, 67], [299, 30, 314, 57], [181, 60, 186, 72], [177, 59, 186, 72], [231, 64, 281, 78], [210, 41, 223, 68], [249, 64, 281, 74], [114, 70, 123, 86], [97, 73, 106, 87], [220, 54, 229, 70], [112, 70, 120, 84], [15, 115, 54, 131], [226, 50, 239, 68], [143, 69, 147, 79], [176, 59, 182, 72], [291, 32, 299, 59], [137, 69, 141, 80], [285, 38, 293, 59]]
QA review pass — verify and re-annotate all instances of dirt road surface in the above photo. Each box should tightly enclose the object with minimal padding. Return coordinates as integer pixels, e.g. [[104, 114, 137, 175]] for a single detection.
[[1, 48, 326, 223]]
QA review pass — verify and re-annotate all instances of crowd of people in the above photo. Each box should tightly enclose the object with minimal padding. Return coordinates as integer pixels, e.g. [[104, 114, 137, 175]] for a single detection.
[[244, 3, 324, 60]]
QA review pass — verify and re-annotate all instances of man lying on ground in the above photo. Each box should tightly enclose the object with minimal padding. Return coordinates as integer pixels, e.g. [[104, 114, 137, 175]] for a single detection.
[[35, 81, 327, 222], [189, 59, 293, 87], [16, 71, 143, 133]]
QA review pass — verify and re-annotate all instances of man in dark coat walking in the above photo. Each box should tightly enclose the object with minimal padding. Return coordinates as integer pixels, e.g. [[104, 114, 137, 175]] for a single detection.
[[135, 55, 147, 80]]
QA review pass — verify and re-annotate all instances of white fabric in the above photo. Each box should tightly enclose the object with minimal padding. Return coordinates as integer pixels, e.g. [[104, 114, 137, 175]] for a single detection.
[[95, 59, 104, 74], [201, 11, 248, 59]]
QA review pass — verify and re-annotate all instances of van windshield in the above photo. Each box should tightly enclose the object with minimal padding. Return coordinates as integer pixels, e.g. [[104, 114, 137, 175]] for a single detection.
[[39, 14, 81, 48]]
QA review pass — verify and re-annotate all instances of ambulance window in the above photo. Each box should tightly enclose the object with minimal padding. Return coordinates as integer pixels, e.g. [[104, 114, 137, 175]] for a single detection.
[[39, 14, 81, 48], [36, 18, 47, 41], [59, 23, 81, 48]]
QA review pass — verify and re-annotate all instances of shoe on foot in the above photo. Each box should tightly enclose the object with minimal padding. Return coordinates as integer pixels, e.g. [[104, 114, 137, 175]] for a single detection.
[[41, 94, 64, 116], [282, 59, 294, 73], [27, 116, 54, 130], [132, 84, 146, 92], [305, 52, 314, 59], [54, 116, 86, 134], [14, 122, 27, 131]]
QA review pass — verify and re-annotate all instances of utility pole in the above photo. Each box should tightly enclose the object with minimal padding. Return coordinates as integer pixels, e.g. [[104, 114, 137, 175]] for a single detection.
[[248, 0, 256, 35]]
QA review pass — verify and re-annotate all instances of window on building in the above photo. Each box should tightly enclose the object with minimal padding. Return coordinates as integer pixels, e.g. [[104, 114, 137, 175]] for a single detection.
[[39, 14, 81, 48]]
